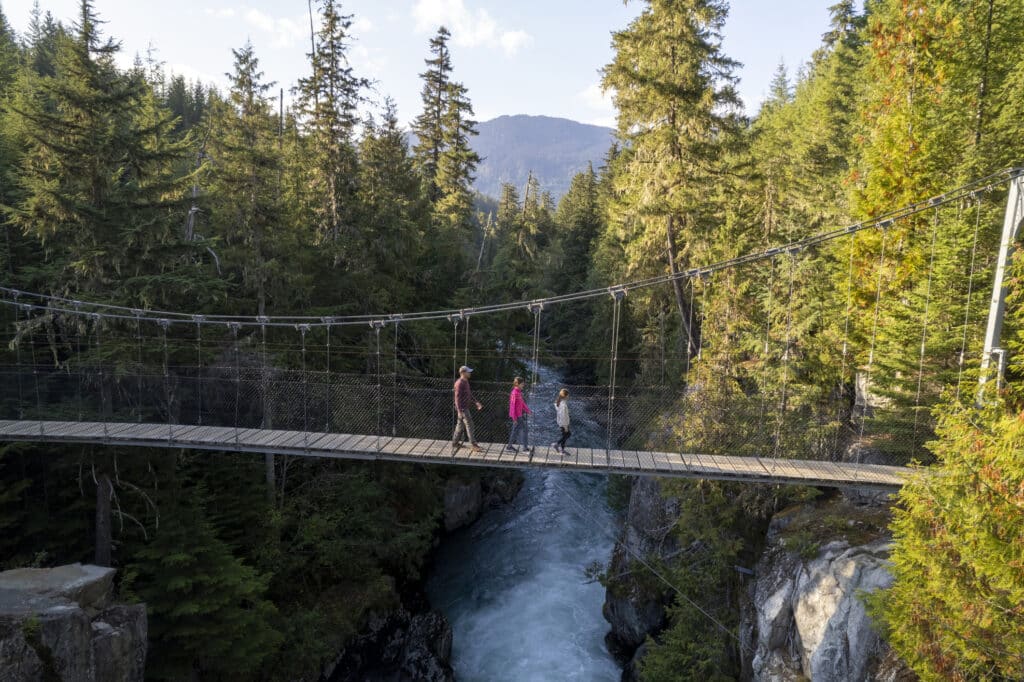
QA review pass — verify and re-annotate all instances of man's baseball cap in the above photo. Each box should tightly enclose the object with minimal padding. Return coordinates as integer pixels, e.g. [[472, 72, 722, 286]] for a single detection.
[[458, 365, 474, 373]]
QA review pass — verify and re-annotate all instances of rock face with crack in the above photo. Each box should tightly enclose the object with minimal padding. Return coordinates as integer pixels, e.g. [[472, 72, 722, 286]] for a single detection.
[[0, 563, 146, 682]]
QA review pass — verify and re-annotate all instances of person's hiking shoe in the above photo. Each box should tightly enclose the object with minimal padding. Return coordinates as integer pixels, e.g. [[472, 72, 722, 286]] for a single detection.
[[550, 442, 559, 451], [505, 445, 518, 452], [470, 444, 483, 453], [561, 449, 572, 456], [523, 446, 533, 455]]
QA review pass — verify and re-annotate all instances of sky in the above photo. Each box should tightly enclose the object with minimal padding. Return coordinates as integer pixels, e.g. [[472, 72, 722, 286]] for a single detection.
[[3, 0, 843, 127]]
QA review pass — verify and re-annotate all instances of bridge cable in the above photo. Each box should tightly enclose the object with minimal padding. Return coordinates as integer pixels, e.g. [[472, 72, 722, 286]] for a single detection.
[[75, 309, 84, 423], [450, 315, 461, 443], [759, 257, 776, 425], [13, 299, 24, 420], [228, 322, 240, 446], [774, 249, 798, 460], [463, 314, 470, 367], [529, 302, 542, 390], [392, 320, 399, 437], [299, 324, 310, 452], [324, 322, 332, 432], [7, 167, 1018, 329], [160, 320, 172, 443], [606, 289, 625, 465], [912, 208, 941, 458], [835, 238, 856, 458], [685, 278, 695, 378], [373, 322, 383, 452], [134, 312, 143, 423], [260, 321, 270, 431], [95, 315, 109, 441], [195, 317, 204, 426], [857, 226, 890, 479], [955, 195, 983, 405]]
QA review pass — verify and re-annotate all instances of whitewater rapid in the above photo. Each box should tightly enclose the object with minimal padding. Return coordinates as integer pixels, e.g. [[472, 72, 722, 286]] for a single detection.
[[426, 367, 621, 681]]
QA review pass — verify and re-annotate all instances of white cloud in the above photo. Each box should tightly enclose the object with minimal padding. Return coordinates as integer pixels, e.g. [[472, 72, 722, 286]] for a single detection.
[[352, 16, 374, 35], [578, 82, 617, 128], [498, 30, 531, 56], [412, 0, 531, 56], [243, 8, 307, 49]]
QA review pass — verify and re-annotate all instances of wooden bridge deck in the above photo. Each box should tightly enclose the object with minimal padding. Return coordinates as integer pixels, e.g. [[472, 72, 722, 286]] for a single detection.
[[0, 420, 908, 489]]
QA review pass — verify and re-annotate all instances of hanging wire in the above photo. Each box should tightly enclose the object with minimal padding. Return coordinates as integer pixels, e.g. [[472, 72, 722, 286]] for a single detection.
[[194, 315, 204, 426], [31, 307, 42, 436], [372, 322, 383, 452], [324, 320, 332, 432], [229, 322, 240, 446], [13, 299, 25, 420], [773, 250, 798, 459], [912, 207, 941, 457], [134, 312, 143, 423], [392, 319, 400, 437], [159, 319, 172, 442], [606, 289, 625, 462], [955, 195, 983, 404], [833, 237, 857, 458], [529, 303, 543, 389], [5, 166, 1016, 330], [260, 320, 270, 430], [463, 314, 470, 367], [759, 257, 776, 424], [685, 278, 696, 378], [696, 273, 710, 363], [298, 324, 310, 451], [94, 313, 109, 440], [859, 227, 890, 455]]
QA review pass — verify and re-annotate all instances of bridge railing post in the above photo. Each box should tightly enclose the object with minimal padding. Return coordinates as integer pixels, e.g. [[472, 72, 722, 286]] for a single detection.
[[979, 170, 1024, 400]]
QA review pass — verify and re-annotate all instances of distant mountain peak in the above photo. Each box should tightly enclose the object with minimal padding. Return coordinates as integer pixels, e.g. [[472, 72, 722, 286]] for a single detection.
[[471, 115, 614, 201]]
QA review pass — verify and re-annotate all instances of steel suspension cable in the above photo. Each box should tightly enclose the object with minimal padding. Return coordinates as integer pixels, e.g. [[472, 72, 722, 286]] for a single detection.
[[13, 299, 24, 420], [912, 208, 941, 456], [463, 314, 470, 367], [229, 323, 240, 445], [955, 196, 984, 404], [685, 279, 696, 378], [373, 322, 383, 452], [159, 320, 172, 442], [324, 322, 332, 432], [134, 312, 143, 423], [299, 325, 310, 451], [7, 166, 1017, 329], [30, 306, 41, 436], [759, 257, 776, 424], [392, 321, 399, 437], [94, 314, 109, 441], [834, 238, 857, 457], [529, 303, 543, 388], [194, 316, 204, 426], [606, 289, 625, 462], [774, 250, 798, 459], [859, 228, 889, 448]]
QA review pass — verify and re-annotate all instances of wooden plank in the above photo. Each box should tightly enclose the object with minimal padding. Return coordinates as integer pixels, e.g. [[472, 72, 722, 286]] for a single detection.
[[636, 449, 657, 472]]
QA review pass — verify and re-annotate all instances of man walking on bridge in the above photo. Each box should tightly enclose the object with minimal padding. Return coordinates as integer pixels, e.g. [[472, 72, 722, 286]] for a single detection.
[[452, 365, 483, 453]]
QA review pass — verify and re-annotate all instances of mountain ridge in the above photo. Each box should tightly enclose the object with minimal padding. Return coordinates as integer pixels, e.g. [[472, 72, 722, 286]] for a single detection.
[[470, 114, 615, 201]]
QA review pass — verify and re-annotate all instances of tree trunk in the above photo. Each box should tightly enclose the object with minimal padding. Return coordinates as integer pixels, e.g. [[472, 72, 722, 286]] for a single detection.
[[666, 214, 694, 354], [95, 472, 112, 567]]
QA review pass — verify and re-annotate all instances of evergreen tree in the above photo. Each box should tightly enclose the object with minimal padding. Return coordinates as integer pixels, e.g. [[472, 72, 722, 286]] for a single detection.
[[294, 0, 367, 258], [433, 79, 481, 239], [356, 99, 428, 310], [411, 26, 452, 202], [126, 480, 281, 679], [206, 42, 289, 317], [0, 4, 18, 94], [602, 0, 744, 356]]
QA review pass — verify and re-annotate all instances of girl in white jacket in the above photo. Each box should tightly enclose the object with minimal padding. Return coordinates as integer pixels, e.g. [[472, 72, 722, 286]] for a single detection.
[[552, 388, 571, 454]]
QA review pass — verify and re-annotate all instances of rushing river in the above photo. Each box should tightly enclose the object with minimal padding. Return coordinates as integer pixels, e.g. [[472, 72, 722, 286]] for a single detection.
[[427, 367, 622, 681]]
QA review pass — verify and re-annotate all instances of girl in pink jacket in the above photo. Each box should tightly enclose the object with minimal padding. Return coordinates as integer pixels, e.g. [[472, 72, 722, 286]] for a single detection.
[[506, 376, 533, 454]]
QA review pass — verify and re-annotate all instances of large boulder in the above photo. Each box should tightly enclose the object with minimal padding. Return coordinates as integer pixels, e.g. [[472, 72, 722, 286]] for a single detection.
[[0, 565, 146, 682], [442, 471, 524, 533]]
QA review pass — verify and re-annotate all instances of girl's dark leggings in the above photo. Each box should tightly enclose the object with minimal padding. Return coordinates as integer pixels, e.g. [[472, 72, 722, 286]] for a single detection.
[[557, 427, 570, 449]]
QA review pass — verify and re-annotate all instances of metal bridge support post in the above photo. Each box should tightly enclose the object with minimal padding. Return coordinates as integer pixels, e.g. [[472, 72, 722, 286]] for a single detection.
[[979, 171, 1024, 398]]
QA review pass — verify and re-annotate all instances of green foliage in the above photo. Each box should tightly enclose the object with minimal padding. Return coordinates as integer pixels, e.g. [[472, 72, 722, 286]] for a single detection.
[[126, 483, 282, 679]]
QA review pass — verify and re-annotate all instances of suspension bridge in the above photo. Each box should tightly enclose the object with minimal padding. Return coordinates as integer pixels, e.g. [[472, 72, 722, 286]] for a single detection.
[[2, 168, 1021, 491]]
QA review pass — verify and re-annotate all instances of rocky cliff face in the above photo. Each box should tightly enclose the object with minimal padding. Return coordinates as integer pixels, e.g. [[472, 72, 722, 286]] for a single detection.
[[442, 470, 523, 533], [0, 563, 146, 682], [604, 483, 916, 682], [602, 477, 679, 668], [323, 606, 454, 682]]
